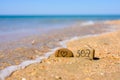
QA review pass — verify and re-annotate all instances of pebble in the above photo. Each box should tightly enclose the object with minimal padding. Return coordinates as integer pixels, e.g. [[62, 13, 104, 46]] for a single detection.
[[34, 50, 41, 54], [32, 40, 35, 45], [22, 78, 26, 80], [28, 56, 35, 59], [31, 71, 36, 76], [100, 72, 104, 75], [55, 48, 74, 57], [76, 47, 95, 60], [40, 65, 46, 69], [55, 76, 62, 79]]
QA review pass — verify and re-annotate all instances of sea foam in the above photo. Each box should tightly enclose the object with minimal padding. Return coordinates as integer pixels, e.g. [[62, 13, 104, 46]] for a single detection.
[[81, 21, 95, 26]]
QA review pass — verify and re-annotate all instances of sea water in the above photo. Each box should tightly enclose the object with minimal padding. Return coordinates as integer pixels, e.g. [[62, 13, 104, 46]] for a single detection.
[[0, 15, 120, 42]]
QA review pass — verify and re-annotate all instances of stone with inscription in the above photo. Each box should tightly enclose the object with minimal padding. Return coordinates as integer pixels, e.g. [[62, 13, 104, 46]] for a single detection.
[[76, 46, 95, 60], [55, 48, 74, 57]]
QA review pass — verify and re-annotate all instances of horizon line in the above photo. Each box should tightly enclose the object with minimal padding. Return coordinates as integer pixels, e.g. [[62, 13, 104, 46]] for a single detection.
[[0, 14, 120, 16]]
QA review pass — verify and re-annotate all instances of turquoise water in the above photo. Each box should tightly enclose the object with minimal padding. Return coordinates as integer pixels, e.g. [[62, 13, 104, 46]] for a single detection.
[[0, 15, 80, 35], [1, 15, 120, 19], [0, 15, 120, 41]]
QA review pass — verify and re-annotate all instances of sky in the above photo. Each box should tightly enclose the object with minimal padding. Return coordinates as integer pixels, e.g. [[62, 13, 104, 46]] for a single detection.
[[0, 0, 120, 15]]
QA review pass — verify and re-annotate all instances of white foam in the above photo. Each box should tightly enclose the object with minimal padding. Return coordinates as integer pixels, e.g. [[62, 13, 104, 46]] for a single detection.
[[0, 56, 46, 80], [0, 34, 106, 80], [0, 49, 58, 80], [81, 21, 95, 26]]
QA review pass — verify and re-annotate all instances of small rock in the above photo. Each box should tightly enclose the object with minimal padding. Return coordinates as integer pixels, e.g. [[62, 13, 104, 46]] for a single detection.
[[103, 42, 109, 45], [28, 56, 35, 59], [32, 40, 35, 45], [76, 46, 95, 60], [55, 76, 62, 79], [40, 65, 46, 69], [100, 72, 104, 75], [55, 48, 74, 57], [35, 50, 39, 53], [31, 71, 36, 76], [22, 78, 26, 80]]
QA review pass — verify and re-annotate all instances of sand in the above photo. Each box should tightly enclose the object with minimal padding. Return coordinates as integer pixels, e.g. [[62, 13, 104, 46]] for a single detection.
[[0, 21, 111, 70], [105, 20, 120, 25], [6, 27, 120, 79]]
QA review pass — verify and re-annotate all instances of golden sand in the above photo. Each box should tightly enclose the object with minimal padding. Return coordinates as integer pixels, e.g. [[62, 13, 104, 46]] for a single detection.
[[6, 30, 120, 80], [105, 20, 120, 25], [67, 30, 120, 59]]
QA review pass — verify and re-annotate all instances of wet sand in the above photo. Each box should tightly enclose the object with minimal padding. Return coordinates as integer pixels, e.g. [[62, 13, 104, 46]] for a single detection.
[[0, 20, 120, 80]]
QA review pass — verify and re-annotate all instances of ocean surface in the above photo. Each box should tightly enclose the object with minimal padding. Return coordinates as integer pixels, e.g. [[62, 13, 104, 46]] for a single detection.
[[0, 15, 120, 42]]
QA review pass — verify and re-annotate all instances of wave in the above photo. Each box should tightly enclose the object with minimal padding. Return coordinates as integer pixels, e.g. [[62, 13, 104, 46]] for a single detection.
[[81, 21, 95, 26]]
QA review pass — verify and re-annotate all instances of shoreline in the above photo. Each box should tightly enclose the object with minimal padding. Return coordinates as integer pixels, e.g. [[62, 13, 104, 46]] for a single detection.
[[0, 32, 113, 80], [6, 30, 120, 80], [0, 20, 110, 70], [0, 20, 120, 80]]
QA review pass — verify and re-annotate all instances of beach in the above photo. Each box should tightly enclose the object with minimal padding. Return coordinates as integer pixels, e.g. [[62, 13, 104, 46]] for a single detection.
[[0, 20, 110, 70], [5, 20, 120, 80], [0, 0, 120, 79], [0, 19, 120, 80]]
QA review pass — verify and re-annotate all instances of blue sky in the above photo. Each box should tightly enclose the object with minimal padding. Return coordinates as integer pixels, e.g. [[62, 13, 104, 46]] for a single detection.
[[0, 0, 120, 15]]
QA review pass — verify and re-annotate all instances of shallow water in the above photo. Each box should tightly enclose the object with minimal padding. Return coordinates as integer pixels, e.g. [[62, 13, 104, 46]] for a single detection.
[[0, 15, 120, 42], [0, 17, 77, 43]]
